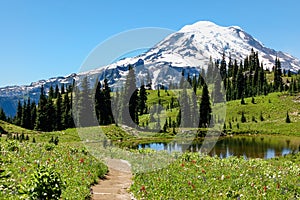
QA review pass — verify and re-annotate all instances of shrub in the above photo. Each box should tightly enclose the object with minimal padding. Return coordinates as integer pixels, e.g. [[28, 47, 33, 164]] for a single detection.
[[45, 143, 55, 151], [21, 164, 65, 200], [54, 136, 59, 145]]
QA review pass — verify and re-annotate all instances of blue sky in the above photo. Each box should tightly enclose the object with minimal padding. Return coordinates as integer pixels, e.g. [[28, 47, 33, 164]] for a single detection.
[[0, 0, 300, 87]]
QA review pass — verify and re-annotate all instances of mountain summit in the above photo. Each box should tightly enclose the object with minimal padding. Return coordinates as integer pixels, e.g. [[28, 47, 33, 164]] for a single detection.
[[145, 20, 300, 71], [1, 21, 300, 116]]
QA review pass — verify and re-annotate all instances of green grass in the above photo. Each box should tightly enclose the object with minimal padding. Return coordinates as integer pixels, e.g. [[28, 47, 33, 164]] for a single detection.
[[225, 92, 300, 136], [0, 139, 108, 199], [1, 88, 300, 199], [131, 152, 300, 199], [0, 120, 40, 135], [139, 89, 300, 136]]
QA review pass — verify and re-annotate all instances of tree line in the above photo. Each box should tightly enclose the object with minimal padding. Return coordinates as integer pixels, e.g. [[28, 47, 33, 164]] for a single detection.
[[0, 49, 299, 133]]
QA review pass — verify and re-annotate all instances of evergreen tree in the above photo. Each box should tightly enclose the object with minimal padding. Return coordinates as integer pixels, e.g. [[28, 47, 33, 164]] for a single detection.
[[198, 68, 205, 87], [213, 70, 224, 103], [62, 91, 74, 129], [21, 100, 27, 128], [187, 73, 192, 86], [251, 96, 255, 104], [21, 98, 32, 129], [274, 58, 283, 91], [61, 84, 65, 94], [0, 108, 6, 121], [241, 96, 245, 105], [55, 93, 63, 130], [206, 57, 214, 84], [180, 88, 191, 127], [94, 81, 104, 124], [220, 52, 227, 80], [54, 85, 59, 99], [190, 91, 198, 127], [130, 89, 139, 125], [285, 111, 291, 123], [48, 86, 54, 99], [287, 69, 292, 77], [139, 84, 147, 115], [112, 88, 121, 126], [227, 55, 233, 77], [75, 77, 96, 127], [163, 119, 168, 132], [122, 65, 139, 126], [192, 75, 197, 94], [103, 78, 113, 124], [179, 69, 185, 88], [30, 102, 37, 130], [241, 111, 246, 123], [176, 108, 181, 127], [236, 63, 245, 99], [35, 86, 48, 131], [45, 96, 55, 131], [199, 83, 212, 128], [260, 111, 264, 121], [15, 100, 22, 126]]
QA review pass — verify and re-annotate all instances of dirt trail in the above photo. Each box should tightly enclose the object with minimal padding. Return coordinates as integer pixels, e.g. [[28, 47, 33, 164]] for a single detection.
[[92, 158, 135, 200]]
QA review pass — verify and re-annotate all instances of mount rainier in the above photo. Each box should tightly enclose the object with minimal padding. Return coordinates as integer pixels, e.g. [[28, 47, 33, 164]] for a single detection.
[[1, 21, 300, 116]]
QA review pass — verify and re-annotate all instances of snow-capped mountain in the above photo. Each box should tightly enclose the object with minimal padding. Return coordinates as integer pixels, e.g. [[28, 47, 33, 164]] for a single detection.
[[1, 21, 300, 116]]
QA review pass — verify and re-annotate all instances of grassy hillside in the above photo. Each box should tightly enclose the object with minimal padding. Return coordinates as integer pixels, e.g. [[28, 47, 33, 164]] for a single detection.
[[0, 120, 40, 135], [139, 89, 300, 136], [226, 92, 300, 136]]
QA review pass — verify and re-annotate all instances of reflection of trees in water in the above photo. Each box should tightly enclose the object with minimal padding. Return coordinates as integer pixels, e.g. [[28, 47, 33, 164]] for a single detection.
[[209, 137, 299, 158], [136, 136, 300, 158]]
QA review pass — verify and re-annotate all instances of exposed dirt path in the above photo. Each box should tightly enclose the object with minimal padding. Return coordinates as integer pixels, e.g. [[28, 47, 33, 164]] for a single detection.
[[92, 158, 135, 200]]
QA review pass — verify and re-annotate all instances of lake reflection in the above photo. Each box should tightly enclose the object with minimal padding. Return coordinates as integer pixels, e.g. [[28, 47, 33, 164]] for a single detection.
[[137, 136, 300, 159]]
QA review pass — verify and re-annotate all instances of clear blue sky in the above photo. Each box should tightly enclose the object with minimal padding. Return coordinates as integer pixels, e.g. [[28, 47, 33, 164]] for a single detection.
[[0, 0, 299, 87]]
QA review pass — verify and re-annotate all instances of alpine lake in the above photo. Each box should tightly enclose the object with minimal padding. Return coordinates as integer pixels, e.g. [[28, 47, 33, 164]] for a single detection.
[[135, 135, 300, 159]]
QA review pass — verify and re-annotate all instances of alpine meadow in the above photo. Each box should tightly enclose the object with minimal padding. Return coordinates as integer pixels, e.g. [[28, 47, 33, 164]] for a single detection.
[[0, 4, 300, 199]]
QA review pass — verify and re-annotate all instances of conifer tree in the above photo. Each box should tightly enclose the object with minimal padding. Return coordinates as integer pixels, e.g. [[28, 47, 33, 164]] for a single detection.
[[241, 111, 246, 123], [35, 86, 48, 131], [236, 63, 245, 99], [54, 85, 59, 99], [30, 101, 37, 130], [62, 91, 73, 129], [61, 84, 65, 94], [94, 81, 103, 124], [179, 69, 185, 89], [180, 88, 191, 127], [220, 52, 227, 80], [55, 93, 63, 130], [21, 98, 32, 129], [139, 84, 147, 115], [75, 77, 96, 127], [15, 100, 22, 126], [45, 95, 55, 131], [0, 108, 6, 121], [287, 69, 292, 77], [21, 100, 27, 128], [286, 111, 291, 123], [103, 78, 113, 124], [260, 111, 264, 121], [48, 86, 54, 99], [274, 58, 283, 91], [122, 65, 139, 126], [199, 83, 211, 128], [213, 71, 224, 103], [241, 96, 245, 105]]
